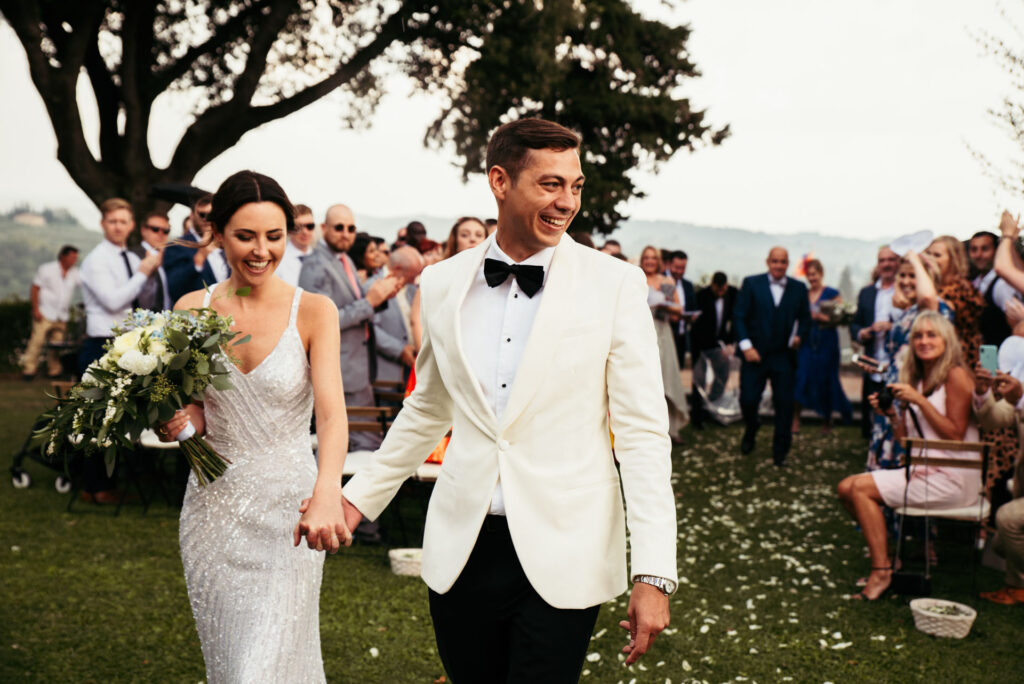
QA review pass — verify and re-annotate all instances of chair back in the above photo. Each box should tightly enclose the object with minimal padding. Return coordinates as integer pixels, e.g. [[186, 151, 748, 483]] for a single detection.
[[901, 438, 991, 495]]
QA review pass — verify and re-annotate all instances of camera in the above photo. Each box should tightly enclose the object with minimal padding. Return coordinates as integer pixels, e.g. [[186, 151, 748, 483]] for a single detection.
[[876, 386, 895, 412]]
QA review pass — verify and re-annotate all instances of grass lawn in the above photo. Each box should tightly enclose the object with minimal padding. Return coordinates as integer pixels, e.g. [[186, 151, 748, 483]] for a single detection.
[[1, 377, 1021, 682]]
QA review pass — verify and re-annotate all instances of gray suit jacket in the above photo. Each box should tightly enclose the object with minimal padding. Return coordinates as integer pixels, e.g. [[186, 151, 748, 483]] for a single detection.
[[374, 285, 417, 382], [298, 243, 375, 393]]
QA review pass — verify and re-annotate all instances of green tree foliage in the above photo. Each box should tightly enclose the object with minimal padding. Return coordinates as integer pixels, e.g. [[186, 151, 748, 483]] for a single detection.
[[0, 0, 726, 233]]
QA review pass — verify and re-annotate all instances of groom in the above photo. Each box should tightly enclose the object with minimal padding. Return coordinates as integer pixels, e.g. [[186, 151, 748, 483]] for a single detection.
[[306, 119, 678, 681]]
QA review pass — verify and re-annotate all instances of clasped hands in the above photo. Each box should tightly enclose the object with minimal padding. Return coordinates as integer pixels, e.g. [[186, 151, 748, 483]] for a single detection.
[[292, 493, 362, 554], [868, 382, 923, 416]]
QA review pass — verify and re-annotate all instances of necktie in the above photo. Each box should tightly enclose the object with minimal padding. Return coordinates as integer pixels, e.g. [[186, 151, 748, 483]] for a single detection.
[[121, 251, 140, 309], [483, 258, 544, 298], [340, 254, 370, 341]]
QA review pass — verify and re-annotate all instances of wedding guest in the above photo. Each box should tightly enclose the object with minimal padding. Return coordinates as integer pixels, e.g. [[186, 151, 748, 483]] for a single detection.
[[600, 239, 622, 257], [571, 232, 595, 248], [689, 272, 736, 429], [131, 211, 172, 312], [276, 203, 318, 286], [20, 245, 79, 379], [793, 259, 852, 433], [926, 235, 984, 368], [665, 250, 696, 367], [349, 232, 380, 282], [838, 312, 979, 600], [417, 238, 444, 266], [79, 198, 161, 502], [484, 218, 497, 236], [865, 252, 950, 471], [404, 220, 427, 250], [640, 246, 689, 441], [442, 217, 487, 259], [973, 368, 1024, 605], [734, 247, 810, 466], [969, 230, 1016, 347], [374, 247, 424, 383], [299, 203, 401, 451], [164, 194, 224, 302], [850, 246, 900, 438]]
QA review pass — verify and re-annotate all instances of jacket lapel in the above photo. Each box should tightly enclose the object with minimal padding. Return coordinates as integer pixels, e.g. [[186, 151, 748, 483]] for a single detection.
[[434, 238, 499, 436], [318, 245, 357, 301], [499, 235, 576, 431]]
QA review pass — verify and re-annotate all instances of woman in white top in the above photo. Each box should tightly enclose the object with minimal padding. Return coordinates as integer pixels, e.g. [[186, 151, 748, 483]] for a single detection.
[[837, 311, 979, 600]]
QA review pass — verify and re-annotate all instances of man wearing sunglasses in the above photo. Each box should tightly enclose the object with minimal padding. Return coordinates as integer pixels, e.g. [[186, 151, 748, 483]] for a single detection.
[[164, 194, 223, 302], [277, 203, 318, 286], [299, 203, 403, 450], [131, 212, 172, 312]]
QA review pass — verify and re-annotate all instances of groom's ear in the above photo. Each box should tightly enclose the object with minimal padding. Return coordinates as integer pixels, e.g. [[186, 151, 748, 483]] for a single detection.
[[489, 165, 511, 202]]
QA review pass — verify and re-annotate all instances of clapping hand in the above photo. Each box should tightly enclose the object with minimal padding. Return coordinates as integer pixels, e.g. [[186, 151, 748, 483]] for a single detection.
[[999, 210, 1020, 240]]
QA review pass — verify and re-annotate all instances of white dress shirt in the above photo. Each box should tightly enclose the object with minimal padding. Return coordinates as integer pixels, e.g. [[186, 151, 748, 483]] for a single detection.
[[276, 240, 314, 286], [207, 248, 230, 282], [459, 238, 555, 515], [141, 241, 172, 310], [80, 239, 148, 337], [871, 280, 895, 382], [32, 260, 79, 322], [972, 269, 1018, 311]]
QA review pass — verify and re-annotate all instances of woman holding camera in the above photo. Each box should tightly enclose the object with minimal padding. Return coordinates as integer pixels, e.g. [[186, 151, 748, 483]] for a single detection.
[[838, 311, 980, 600]]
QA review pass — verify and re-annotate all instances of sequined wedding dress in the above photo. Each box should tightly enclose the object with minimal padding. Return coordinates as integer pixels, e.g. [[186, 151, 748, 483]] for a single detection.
[[179, 287, 325, 683]]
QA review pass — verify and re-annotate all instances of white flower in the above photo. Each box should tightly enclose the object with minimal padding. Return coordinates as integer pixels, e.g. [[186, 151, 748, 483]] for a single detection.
[[111, 328, 142, 357], [147, 338, 173, 363], [117, 349, 158, 376]]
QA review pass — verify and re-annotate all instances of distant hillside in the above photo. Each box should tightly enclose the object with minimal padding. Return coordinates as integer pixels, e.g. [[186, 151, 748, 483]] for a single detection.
[[0, 217, 101, 300]]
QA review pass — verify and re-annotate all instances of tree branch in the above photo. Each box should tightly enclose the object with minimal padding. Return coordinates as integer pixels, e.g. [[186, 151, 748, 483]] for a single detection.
[[149, 0, 273, 95], [226, 0, 298, 110]]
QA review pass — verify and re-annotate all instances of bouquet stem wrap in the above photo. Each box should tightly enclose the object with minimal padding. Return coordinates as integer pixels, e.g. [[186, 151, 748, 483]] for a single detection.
[[176, 421, 230, 486]]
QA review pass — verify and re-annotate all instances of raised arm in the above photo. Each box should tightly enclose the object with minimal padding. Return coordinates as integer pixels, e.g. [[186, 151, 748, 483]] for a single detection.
[[995, 211, 1024, 293], [907, 251, 938, 311]]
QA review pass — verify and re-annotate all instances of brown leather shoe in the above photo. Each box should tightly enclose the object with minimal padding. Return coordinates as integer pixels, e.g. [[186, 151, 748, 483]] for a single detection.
[[980, 586, 1024, 605]]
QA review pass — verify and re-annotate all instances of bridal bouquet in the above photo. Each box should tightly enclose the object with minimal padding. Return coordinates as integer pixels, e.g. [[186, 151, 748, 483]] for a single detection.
[[36, 306, 249, 486]]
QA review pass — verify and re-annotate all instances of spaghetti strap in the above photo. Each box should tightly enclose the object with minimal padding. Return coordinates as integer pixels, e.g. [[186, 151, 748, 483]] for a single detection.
[[202, 287, 213, 308], [288, 287, 303, 328]]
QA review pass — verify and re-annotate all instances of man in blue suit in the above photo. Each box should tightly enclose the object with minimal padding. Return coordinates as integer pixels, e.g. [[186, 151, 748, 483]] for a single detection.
[[733, 247, 810, 466], [163, 195, 219, 302]]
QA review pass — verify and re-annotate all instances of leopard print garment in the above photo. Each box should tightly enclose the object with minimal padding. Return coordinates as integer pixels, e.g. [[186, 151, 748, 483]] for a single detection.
[[937, 278, 984, 369]]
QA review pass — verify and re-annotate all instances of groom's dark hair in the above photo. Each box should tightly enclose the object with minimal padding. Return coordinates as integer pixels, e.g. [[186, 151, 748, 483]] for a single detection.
[[485, 118, 581, 183]]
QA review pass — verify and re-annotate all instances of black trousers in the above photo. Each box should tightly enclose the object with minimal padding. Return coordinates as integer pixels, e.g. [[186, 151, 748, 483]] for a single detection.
[[740, 351, 796, 460], [428, 516, 600, 683]]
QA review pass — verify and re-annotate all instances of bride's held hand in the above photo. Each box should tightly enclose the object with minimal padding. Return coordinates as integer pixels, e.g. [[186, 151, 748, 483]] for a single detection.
[[157, 409, 190, 443], [292, 491, 352, 554]]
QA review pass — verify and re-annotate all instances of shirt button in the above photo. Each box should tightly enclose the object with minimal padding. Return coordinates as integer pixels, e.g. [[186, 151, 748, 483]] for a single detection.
[[506, 337, 511, 343], [501, 383, 507, 388], [498, 439, 510, 450]]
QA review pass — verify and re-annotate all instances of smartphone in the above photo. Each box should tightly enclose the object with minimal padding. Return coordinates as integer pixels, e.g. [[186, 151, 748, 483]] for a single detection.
[[980, 344, 999, 373], [852, 353, 888, 373]]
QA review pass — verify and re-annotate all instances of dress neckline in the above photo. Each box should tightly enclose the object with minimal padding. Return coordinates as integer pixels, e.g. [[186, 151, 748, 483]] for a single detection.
[[203, 285, 303, 377]]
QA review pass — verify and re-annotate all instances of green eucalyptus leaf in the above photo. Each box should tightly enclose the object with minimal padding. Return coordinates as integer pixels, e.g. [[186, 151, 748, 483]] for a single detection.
[[169, 350, 191, 370], [104, 446, 117, 477], [201, 333, 220, 349], [210, 374, 234, 391], [234, 287, 251, 297], [195, 358, 209, 376], [166, 328, 190, 350], [182, 373, 194, 396]]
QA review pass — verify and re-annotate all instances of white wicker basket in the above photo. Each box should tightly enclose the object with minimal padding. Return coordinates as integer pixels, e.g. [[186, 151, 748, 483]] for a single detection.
[[388, 548, 422, 577], [909, 598, 977, 639]]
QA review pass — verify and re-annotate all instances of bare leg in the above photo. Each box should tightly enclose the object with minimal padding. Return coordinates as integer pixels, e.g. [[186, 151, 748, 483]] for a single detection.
[[840, 473, 892, 599]]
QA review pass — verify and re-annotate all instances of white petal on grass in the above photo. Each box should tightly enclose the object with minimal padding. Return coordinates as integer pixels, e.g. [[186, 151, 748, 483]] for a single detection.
[[369, 647, 379, 658], [831, 642, 853, 650], [699, 624, 710, 634], [682, 659, 692, 671], [586, 652, 601, 662]]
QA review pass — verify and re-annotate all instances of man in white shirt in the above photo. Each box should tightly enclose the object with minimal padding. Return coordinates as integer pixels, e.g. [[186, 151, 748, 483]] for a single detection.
[[318, 119, 678, 682], [276, 203, 318, 286], [133, 211, 172, 312], [79, 197, 162, 372], [850, 246, 899, 438], [20, 245, 80, 379], [77, 197, 161, 502]]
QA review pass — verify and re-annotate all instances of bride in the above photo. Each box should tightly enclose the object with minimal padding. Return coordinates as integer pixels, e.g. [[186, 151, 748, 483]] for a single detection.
[[160, 170, 350, 682]]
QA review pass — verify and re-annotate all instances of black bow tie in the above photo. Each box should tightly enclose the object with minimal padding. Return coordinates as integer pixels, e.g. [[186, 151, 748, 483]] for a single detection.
[[483, 258, 544, 298]]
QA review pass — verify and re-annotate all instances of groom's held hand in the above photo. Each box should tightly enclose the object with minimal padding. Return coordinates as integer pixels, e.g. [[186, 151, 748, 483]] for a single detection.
[[295, 495, 365, 550], [618, 582, 670, 665]]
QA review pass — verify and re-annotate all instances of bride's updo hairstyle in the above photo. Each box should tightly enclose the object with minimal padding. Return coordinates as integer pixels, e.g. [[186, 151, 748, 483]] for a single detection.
[[208, 170, 295, 238]]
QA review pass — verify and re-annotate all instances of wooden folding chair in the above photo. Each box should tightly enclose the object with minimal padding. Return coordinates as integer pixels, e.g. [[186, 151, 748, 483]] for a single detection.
[[895, 437, 992, 590]]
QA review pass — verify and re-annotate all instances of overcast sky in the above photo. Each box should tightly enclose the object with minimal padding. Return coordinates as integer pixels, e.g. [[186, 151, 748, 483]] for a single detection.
[[0, 0, 1018, 241]]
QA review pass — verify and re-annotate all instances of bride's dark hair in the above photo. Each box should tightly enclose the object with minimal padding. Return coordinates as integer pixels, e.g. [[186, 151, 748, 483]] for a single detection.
[[208, 170, 295, 237]]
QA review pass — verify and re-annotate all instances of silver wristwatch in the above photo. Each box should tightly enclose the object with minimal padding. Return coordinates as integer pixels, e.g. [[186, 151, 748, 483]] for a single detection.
[[632, 575, 677, 595]]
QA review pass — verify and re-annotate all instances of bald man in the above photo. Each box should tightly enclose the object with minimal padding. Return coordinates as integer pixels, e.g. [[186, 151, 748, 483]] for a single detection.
[[374, 246, 425, 383], [299, 203, 402, 450], [733, 247, 810, 466]]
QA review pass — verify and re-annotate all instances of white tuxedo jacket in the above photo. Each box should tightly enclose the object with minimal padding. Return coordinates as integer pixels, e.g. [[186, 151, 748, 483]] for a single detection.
[[343, 234, 678, 609]]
